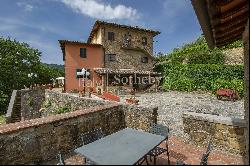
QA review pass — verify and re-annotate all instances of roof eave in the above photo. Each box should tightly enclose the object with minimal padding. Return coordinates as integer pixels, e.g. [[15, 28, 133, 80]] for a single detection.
[[87, 20, 161, 43], [191, 0, 215, 49]]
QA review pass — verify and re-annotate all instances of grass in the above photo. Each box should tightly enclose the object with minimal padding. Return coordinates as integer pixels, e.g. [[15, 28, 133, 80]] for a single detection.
[[0, 115, 6, 125]]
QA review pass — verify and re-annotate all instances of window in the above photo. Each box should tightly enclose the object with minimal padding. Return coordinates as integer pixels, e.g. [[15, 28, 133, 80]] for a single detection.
[[141, 56, 148, 63], [142, 37, 147, 46], [107, 54, 116, 61], [123, 33, 131, 46], [108, 32, 115, 41], [80, 48, 87, 58]]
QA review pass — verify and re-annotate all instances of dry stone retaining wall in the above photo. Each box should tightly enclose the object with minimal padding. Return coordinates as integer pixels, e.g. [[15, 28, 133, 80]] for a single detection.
[[183, 111, 246, 155], [223, 47, 244, 65]]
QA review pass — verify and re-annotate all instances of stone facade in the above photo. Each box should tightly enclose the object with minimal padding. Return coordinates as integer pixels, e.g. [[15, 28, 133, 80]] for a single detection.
[[90, 24, 156, 70], [183, 111, 246, 155]]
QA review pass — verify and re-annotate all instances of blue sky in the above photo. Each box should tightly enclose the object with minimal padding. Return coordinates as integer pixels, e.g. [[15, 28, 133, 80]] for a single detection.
[[0, 0, 202, 65]]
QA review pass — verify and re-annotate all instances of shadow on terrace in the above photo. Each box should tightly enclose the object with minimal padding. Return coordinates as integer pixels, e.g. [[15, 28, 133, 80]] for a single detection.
[[0, 89, 246, 165]]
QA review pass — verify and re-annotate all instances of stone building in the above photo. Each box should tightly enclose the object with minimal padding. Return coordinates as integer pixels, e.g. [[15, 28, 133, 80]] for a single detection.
[[59, 20, 161, 94]]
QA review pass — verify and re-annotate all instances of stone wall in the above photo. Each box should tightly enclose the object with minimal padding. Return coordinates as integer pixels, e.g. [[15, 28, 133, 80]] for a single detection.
[[42, 90, 110, 116], [183, 111, 246, 155], [0, 104, 124, 164], [121, 104, 158, 131], [223, 47, 244, 65], [0, 91, 158, 164], [20, 89, 45, 120]]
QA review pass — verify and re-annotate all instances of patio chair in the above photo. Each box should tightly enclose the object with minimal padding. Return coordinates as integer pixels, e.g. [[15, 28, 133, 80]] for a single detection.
[[56, 152, 65, 165], [147, 123, 170, 165], [176, 141, 213, 165], [200, 141, 213, 165], [80, 128, 105, 165]]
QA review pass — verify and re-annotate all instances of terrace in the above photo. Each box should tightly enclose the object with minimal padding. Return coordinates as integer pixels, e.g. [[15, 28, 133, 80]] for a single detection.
[[42, 136, 245, 165], [0, 89, 247, 165]]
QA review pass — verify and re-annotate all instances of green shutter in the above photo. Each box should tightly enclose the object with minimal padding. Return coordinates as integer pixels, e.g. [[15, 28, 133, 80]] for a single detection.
[[80, 48, 86, 58]]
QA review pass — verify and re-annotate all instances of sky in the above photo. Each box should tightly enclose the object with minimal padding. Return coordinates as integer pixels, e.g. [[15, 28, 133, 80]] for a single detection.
[[0, 0, 202, 65]]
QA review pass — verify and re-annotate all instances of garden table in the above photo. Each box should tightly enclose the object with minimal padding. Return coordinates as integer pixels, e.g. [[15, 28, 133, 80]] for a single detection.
[[75, 128, 165, 165]]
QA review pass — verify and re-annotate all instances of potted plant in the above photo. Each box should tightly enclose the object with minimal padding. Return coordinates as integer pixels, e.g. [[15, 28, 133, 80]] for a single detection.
[[48, 84, 53, 90], [78, 90, 83, 97], [125, 97, 139, 105]]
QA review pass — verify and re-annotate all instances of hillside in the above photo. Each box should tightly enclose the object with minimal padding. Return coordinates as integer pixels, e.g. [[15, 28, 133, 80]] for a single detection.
[[155, 36, 244, 65], [42, 63, 64, 72]]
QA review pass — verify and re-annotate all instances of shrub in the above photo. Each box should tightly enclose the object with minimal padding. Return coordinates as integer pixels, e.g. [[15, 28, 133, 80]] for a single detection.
[[187, 47, 224, 64], [221, 40, 243, 49], [53, 106, 71, 114], [41, 100, 51, 108], [163, 77, 195, 92], [157, 64, 244, 95], [0, 115, 6, 125]]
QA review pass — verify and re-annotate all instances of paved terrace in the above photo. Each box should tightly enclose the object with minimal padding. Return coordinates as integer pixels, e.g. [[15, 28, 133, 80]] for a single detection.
[[120, 91, 244, 138], [43, 136, 245, 165]]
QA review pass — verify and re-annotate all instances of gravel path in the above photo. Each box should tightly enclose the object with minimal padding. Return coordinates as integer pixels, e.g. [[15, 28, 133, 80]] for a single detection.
[[120, 91, 244, 137]]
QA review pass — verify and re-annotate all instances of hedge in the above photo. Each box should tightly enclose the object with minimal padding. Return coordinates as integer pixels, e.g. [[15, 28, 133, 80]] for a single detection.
[[155, 64, 244, 97]]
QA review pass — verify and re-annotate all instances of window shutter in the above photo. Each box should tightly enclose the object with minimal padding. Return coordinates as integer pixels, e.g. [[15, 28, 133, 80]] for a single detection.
[[80, 48, 86, 58], [108, 32, 114, 41], [86, 69, 91, 79]]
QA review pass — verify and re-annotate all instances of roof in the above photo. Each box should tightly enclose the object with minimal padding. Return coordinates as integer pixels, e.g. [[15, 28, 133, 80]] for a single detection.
[[88, 20, 161, 43], [94, 68, 161, 76], [192, 0, 249, 48], [58, 40, 103, 61]]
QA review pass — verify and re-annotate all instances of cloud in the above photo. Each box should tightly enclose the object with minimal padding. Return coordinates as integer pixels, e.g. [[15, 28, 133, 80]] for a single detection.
[[59, 0, 140, 21], [17, 2, 34, 12], [163, 0, 190, 18]]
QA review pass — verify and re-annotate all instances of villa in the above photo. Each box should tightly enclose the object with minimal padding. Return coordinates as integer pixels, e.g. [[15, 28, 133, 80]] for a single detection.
[[59, 20, 162, 94]]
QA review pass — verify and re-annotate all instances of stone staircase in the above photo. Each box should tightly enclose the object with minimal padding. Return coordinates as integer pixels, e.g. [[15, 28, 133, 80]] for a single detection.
[[5, 90, 21, 123]]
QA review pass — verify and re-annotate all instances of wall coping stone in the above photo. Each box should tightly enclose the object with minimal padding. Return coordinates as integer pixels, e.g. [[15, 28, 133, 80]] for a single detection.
[[183, 111, 246, 127], [45, 90, 118, 103], [0, 103, 120, 134]]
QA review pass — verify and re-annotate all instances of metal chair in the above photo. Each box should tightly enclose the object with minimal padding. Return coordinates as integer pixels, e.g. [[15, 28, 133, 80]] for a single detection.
[[57, 152, 65, 165], [147, 123, 170, 165], [200, 141, 213, 165], [176, 141, 213, 165], [80, 128, 105, 165]]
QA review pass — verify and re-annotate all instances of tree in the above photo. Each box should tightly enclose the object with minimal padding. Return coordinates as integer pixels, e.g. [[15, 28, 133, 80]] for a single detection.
[[0, 37, 64, 114]]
